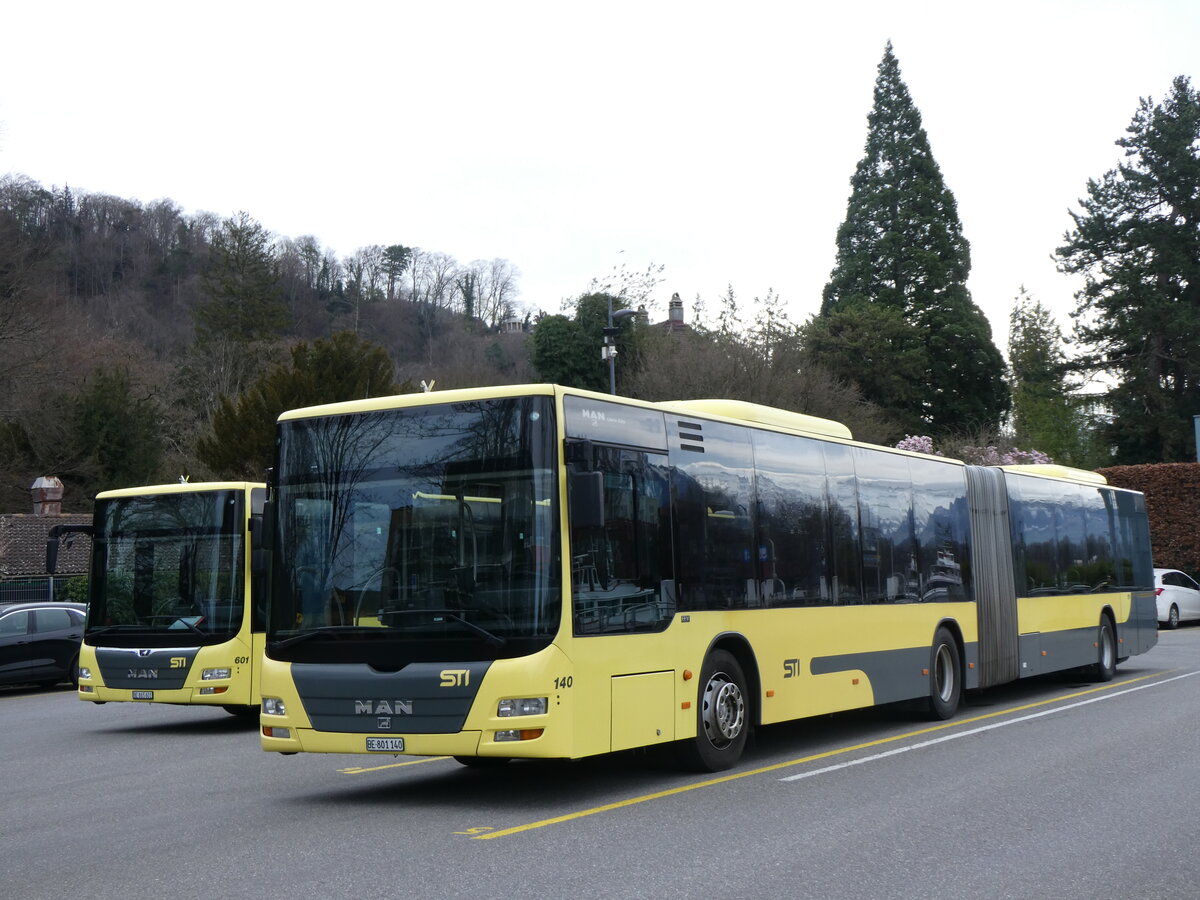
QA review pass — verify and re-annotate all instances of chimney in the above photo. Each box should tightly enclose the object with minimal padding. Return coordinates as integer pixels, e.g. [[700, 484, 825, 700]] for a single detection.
[[668, 292, 684, 325], [31, 476, 64, 516]]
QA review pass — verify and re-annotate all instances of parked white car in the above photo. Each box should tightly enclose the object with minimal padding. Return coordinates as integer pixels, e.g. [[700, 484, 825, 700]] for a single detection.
[[1154, 568, 1200, 629]]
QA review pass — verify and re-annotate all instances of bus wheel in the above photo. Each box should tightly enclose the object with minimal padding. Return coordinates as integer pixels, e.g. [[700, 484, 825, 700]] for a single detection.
[[1090, 618, 1117, 682], [679, 650, 748, 772], [926, 627, 961, 720], [222, 705, 258, 718]]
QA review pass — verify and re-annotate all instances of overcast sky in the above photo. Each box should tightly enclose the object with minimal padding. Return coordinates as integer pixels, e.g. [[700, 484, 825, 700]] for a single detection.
[[2, 1, 1197, 350]]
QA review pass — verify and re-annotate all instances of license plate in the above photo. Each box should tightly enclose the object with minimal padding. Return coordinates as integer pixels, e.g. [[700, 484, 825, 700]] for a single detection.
[[132, 690, 154, 700], [366, 737, 405, 752]]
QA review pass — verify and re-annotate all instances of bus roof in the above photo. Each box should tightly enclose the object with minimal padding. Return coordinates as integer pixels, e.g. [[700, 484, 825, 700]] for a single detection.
[[95, 481, 266, 500], [272, 386, 1109, 487], [277, 383, 559, 422], [660, 398, 853, 440], [1000, 464, 1108, 485]]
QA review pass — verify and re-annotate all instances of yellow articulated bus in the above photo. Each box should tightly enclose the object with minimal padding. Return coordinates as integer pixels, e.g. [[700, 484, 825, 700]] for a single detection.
[[49, 482, 266, 716], [257, 385, 1157, 770]]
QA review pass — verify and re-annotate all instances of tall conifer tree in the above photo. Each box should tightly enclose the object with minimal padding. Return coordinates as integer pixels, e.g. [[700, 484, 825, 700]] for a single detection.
[[1007, 288, 1098, 466], [1057, 76, 1200, 463], [195, 211, 288, 344], [813, 43, 1008, 436]]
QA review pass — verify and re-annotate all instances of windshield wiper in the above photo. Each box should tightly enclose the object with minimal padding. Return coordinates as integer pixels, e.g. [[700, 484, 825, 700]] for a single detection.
[[86, 624, 157, 637], [270, 626, 386, 651], [378, 608, 506, 648]]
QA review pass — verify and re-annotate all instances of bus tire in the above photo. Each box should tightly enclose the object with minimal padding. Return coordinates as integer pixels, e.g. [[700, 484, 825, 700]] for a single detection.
[[222, 705, 258, 718], [678, 649, 749, 772], [926, 627, 961, 720], [1090, 617, 1117, 682]]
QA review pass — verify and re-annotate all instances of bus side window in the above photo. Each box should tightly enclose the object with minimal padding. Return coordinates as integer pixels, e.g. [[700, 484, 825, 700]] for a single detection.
[[669, 418, 754, 612], [569, 448, 672, 635]]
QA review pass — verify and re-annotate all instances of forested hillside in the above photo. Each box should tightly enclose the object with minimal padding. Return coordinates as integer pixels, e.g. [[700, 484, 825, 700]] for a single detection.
[[0, 175, 535, 510]]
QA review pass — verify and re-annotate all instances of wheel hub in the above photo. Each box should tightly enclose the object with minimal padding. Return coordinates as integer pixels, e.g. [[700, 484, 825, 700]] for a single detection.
[[701, 672, 744, 747]]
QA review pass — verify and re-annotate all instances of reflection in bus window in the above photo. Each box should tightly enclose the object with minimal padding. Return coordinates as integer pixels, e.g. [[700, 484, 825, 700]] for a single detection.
[[568, 445, 673, 635]]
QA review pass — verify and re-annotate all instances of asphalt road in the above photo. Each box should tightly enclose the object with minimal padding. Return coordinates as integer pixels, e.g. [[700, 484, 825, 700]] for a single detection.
[[4, 628, 1198, 900]]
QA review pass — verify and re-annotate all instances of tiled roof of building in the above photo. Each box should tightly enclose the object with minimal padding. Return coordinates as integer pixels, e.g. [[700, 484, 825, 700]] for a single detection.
[[0, 514, 92, 578]]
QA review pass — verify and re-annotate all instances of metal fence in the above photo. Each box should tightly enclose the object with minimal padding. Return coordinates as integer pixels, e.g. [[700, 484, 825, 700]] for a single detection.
[[0, 576, 87, 605]]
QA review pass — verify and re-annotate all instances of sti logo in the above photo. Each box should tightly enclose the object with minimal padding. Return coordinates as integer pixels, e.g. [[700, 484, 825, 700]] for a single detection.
[[440, 669, 470, 688], [782, 659, 801, 679]]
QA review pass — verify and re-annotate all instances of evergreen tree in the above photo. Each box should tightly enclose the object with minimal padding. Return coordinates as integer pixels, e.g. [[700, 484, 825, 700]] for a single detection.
[[196, 332, 404, 479], [195, 211, 288, 344], [1057, 76, 1200, 463], [382, 244, 412, 301], [70, 367, 164, 489], [529, 314, 600, 390], [1007, 288, 1100, 466], [529, 293, 639, 393], [814, 42, 1008, 436]]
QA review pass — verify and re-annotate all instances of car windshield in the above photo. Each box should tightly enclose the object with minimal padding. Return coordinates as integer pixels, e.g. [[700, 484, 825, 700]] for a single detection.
[[87, 490, 245, 645], [268, 395, 560, 664]]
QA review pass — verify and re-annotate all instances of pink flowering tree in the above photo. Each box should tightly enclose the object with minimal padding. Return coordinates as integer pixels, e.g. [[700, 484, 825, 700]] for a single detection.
[[895, 435, 1053, 466]]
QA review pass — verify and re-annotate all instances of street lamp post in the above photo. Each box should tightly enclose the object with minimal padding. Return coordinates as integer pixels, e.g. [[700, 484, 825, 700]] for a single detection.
[[603, 301, 638, 394]]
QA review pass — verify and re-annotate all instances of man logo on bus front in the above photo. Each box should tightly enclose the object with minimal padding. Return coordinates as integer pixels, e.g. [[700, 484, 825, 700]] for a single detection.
[[354, 699, 413, 715]]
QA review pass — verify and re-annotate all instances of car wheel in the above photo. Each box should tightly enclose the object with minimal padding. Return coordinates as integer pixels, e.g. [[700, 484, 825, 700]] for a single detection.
[[1167, 605, 1180, 629], [68, 654, 80, 688]]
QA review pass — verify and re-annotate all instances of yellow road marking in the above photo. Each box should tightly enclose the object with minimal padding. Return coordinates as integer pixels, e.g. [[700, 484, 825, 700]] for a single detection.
[[473, 668, 1184, 840], [339, 756, 449, 774]]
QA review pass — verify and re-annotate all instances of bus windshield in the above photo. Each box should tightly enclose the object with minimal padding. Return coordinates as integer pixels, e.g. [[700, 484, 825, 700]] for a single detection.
[[267, 396, 560, 663], [87, 490, 246, 644]]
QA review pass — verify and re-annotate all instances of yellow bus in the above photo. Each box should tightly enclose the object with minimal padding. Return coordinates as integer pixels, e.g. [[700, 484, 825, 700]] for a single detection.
[[50, 482, 266, 716], [257, 385, 1157, 770]]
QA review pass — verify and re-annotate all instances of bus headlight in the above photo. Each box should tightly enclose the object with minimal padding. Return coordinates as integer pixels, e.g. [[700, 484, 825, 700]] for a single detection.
[[202, 668, 231, 680], [263, 697, 287, 716], [495, 728, 544, 742], [497, 697, 547, 717], [78, 667, 92, 681]]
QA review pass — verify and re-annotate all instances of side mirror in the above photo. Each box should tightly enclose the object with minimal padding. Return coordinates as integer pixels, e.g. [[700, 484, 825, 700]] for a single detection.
[[568, 470, 605, 529], [250, 500, 273, 576]]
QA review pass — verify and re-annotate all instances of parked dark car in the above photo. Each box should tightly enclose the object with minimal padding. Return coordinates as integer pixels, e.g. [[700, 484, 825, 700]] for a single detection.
[[0, 601, 86, 688]]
